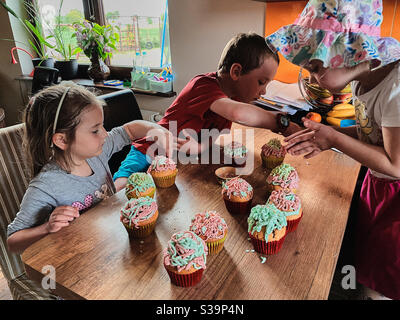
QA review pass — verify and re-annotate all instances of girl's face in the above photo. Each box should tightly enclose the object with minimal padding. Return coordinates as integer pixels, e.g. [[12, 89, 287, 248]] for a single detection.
[[69, 103, 108, 162], [305, 60, 362, 94], [235, 55, 278, 103]]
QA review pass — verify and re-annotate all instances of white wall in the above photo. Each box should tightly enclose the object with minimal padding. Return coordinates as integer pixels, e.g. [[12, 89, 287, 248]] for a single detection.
[[135, 0, 266, 114]]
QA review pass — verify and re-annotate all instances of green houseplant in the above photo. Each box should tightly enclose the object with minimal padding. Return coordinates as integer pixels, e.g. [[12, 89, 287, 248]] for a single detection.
[[74, 20, 119, 83], [0, 0, 55, 67]]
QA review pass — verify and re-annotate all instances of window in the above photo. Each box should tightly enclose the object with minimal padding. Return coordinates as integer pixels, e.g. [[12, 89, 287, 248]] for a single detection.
[[35, 0, 171, 70]]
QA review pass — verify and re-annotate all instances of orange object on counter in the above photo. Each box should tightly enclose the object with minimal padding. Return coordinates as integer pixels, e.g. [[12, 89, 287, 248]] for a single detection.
[[306, 112, 322, 123]]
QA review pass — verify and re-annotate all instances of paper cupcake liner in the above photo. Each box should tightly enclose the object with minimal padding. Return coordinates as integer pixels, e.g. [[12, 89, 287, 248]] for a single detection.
[[152, 171, 177, 188], [126, 187, 155, 200], [123, 218, 157, 239], [261, 154, 285, 170], [249, 232, 286, 255], [223, 198, 252, 215], [206, 233, 227, 254], [286, 211, 303, 233], [165, 267, 204, 287]]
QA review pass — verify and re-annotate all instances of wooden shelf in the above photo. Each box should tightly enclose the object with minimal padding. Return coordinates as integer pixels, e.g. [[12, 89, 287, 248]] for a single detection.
[[15, 76, 176, 98]]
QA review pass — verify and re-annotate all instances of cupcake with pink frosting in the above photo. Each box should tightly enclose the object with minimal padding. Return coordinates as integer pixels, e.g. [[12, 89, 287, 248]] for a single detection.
[[163, 230, 208, 287], [120, 196, 159, 238], [261, 138, 287, 170], [222, 177, 253, 215], [267, 190, 303, 232], [147, 155, 178, 188], [189, 211, 228, 254], [266, 163, 299, 193]]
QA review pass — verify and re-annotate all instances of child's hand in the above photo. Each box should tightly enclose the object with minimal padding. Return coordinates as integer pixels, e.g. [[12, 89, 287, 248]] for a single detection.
[[283, 121, 303, 137], [46, 206, 80, 233], [177, 129, 202, 155], [284, 118, 335, 159], [150, 128, 177, 158]]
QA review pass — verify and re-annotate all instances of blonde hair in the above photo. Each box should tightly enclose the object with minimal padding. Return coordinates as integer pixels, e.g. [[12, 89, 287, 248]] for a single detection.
[[23, 83, 105, 177]]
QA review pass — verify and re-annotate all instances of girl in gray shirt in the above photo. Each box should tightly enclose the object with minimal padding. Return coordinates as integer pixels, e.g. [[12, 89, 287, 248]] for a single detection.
[[7, 83, 173, 253]]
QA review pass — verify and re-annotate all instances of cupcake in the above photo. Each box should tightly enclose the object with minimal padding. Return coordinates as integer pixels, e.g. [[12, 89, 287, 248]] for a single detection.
[[147, 155, 178, 188], [267, 190, 303, 232], [125, 172, 156, 200], [189, 211, 228, 254], [223, 141, 247, 167], [222, 177, 253, 215], [248, 203, 287, 255], [120, 196, 158, 238], [163, 231, 208, 287], [266, 163, 299, 193], [261, 138, 287, 170]]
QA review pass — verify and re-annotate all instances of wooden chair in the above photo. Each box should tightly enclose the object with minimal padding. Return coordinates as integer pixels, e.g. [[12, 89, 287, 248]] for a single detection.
[[0, 124, 58, 299]]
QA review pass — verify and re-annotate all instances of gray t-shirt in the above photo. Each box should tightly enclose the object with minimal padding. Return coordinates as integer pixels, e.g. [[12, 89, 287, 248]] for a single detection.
[[7, 126, 131, 237]]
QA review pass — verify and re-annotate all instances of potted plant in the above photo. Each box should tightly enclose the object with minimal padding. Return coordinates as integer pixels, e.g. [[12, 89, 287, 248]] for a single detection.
[[74, 20, 119, 83], [0, 0, 55, 67], [45, 0, 80, 80]]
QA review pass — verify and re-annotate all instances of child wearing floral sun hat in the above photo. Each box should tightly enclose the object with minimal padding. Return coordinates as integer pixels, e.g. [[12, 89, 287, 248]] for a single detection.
[[268, 0, 400, 299]]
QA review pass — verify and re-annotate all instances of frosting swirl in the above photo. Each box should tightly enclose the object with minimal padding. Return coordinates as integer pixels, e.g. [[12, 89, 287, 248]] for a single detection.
[[266, 163, 299, 190], [163, 231, 208, 272], [120, 196, 158, 228], [125, 172, 155, 197], [190, 211, 228, 241], [247, 204, 287, 241], [224, 141, 247, 158], [261, 138, 287, 158], [222, 177, 253, 199], [147, 155, 177, 173], [267, 190, 301, 216]]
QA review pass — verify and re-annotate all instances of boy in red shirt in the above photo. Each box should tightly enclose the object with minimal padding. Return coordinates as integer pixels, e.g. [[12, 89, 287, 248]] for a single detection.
[[114, 32, 301, 191]]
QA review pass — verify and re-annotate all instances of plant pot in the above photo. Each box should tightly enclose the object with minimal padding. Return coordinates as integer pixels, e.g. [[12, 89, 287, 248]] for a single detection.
[[54, 59, 78, 80], [32, 58, 55, 68], [87, 55, 110, 83]]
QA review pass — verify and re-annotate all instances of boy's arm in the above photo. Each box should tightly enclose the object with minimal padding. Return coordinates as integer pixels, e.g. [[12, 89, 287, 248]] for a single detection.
[[209, 98, 301, 135], [123, 120, 175, 157]]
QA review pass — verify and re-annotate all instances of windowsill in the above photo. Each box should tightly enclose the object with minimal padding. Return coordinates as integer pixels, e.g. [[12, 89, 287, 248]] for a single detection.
[[15, 76, 177, 98]]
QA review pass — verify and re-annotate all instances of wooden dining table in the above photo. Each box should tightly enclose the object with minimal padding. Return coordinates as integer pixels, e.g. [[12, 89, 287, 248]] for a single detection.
[[22, 123, 360, 300]]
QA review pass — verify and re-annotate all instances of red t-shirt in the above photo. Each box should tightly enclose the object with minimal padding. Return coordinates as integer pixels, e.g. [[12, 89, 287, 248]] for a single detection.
[[133, 72, 231, 154]]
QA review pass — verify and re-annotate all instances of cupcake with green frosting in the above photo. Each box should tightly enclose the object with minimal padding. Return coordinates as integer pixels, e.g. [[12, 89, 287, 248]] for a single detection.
[[261, 138, 287, 170], [125, 172, 156, 200], [223, 141, 248, 167], [266, 163, 299, 193], [248, 203, 287, 255], [163, 230, 208, 287]]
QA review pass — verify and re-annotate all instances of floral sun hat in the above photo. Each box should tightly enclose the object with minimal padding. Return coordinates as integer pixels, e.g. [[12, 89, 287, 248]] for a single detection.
[[266, 0, 400, 69]]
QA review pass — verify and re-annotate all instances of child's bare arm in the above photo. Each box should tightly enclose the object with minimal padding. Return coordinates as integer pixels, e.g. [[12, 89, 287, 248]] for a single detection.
[[209, 98, 301, 135], [7, 206, 79, 254], [285, 119, 400, 178]]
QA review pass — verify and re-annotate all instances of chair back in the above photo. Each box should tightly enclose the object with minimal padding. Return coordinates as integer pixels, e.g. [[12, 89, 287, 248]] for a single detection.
[[0, 124, 29, 281], [98, 89, 143, 174], [31, 66, 59, 95]]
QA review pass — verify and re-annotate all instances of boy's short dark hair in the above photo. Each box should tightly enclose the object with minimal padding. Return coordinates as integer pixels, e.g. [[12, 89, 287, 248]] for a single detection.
[[218, 32, 279, 75]]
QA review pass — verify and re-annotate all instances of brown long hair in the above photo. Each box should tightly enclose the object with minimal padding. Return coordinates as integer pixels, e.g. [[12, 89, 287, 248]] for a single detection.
[[218, 32, 280, 75], [23, 83, 105, 178]]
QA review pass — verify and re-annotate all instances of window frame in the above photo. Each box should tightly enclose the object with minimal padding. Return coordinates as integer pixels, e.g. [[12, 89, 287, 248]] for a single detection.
[[31, 0, 165, 79]]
